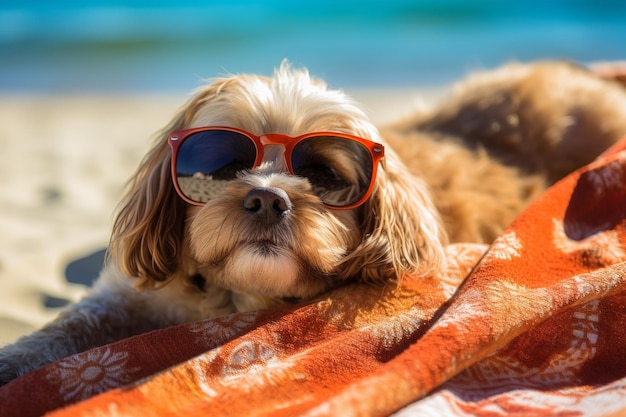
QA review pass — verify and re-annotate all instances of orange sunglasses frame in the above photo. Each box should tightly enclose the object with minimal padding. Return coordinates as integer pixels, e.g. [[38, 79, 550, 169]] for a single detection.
[[168, 126, 385, 209]]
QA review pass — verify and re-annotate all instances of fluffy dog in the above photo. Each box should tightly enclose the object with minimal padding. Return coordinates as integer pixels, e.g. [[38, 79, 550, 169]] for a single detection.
[[1, 61, 626, 384]]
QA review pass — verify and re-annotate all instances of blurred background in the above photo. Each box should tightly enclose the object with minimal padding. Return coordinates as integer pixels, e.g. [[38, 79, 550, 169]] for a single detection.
[[2, 0, 625, 92]]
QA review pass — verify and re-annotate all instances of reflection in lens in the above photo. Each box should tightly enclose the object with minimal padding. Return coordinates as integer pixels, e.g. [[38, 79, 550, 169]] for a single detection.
[[291, 137, 373, 206], [177, 177, 232, 203], [175, 130, 256, 203]]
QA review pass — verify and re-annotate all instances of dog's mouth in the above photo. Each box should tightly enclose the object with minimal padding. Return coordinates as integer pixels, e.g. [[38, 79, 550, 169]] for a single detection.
[[250, 239, 282, 255]]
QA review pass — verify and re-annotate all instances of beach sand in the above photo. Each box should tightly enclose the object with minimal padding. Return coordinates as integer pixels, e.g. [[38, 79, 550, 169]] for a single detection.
[[0, 87, 444, 346]]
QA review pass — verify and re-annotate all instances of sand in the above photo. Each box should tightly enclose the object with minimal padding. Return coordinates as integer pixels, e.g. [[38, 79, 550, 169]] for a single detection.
[[0, 87, 444, 346]]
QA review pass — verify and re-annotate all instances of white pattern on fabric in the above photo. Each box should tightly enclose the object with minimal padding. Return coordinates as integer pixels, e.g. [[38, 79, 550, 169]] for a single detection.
[[46, 347, 139, 401], [483, 231, 523, 261], [190, 311, 259, 346]]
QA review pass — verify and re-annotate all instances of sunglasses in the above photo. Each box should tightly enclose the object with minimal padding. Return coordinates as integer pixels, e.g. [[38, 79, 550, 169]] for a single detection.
[[168, 126, 385, 209]]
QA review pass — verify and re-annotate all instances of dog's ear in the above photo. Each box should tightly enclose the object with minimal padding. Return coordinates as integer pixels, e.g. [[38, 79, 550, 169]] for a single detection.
[[340, 150, 447, 283], [108, 83, 225, 287]]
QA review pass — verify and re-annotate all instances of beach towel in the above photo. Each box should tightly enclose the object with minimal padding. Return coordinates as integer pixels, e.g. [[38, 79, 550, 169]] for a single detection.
[[1, 137, 625, 417]]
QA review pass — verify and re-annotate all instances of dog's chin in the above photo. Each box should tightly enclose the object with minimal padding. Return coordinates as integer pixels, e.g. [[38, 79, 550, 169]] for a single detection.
[[199, 242, 334, 300]]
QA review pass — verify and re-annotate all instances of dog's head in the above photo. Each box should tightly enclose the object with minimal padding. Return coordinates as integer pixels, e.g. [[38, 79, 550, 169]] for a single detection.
[[109, 62, 445, 306]]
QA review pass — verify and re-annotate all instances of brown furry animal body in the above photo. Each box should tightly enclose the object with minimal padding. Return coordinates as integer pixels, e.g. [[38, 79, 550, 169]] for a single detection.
[[385, 61, 626, 243]]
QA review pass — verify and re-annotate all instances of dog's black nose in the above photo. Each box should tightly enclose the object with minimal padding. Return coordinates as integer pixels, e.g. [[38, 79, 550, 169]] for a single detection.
[[243, 187, 293, 224]]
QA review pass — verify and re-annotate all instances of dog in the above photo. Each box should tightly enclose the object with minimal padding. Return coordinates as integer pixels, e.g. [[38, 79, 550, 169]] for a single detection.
[[1, 60, 626, 385]]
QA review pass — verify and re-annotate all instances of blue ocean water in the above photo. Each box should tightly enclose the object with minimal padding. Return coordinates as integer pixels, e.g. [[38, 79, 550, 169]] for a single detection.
[[1, 0, 625, 92]]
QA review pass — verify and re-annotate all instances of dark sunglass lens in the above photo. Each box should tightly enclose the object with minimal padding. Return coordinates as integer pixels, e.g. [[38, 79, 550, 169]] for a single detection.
[[291, 137, 373, 206], [175, 130, 256, 202]]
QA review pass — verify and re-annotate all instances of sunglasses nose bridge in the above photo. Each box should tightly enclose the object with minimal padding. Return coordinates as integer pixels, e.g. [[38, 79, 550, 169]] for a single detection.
[[246, 134, 286, 174], [259, 133, 293, 146], [257, 134, 295, 172]]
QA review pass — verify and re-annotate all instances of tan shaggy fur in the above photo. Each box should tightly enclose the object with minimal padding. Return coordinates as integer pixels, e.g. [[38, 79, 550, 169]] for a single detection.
[[384, 61, 626, 243]]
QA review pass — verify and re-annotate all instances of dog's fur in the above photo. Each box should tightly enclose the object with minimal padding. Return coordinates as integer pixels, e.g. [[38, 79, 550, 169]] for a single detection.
[[2, 61, 626, 384]]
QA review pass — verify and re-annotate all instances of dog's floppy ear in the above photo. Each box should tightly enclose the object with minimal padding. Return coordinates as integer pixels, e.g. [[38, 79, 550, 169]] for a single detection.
[[108, 83, 225, 287], [340, 149, 447, 283]]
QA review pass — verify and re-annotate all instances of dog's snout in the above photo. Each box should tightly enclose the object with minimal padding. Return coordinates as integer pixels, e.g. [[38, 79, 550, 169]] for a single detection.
[[243, 187, 293, 223]]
